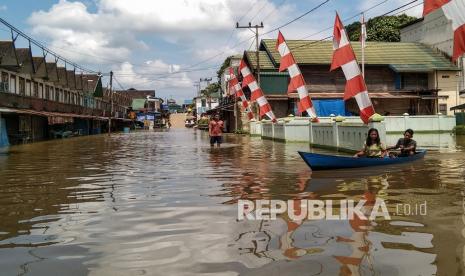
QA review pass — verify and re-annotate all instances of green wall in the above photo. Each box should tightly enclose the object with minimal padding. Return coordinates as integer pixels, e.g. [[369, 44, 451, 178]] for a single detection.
[[259, 72, 289, 95], [457, 112, 465, 125]]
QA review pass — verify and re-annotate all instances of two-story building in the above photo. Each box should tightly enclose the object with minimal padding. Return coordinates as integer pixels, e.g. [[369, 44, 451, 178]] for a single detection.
[[0, 40, 131, 145], [239, 39, 459, 118], [400, 8, 465, 115]]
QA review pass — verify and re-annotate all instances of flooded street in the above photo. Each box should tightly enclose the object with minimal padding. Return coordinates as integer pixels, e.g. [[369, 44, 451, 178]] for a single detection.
[[1, 130, 465, 275]]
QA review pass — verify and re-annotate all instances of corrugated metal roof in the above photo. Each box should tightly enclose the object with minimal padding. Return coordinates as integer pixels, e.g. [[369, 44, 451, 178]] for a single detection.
[[260, 39, 458, 72], [244, 51, 275, 70]]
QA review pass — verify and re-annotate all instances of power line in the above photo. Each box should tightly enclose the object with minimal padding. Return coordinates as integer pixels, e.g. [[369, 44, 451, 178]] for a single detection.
[[0, 17, 96, 73], [261, 0, 331, 36], [289, 0, 424, 52], [298, 0, 390, 40], [257, 0, 288, 23], [378, 0, 420, 17], [392, 2, 424, 16], [247, 1, 270, 24]]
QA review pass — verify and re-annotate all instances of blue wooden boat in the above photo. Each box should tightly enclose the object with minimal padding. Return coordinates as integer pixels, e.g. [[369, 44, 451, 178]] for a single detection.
[[298, 150, 427, 171]]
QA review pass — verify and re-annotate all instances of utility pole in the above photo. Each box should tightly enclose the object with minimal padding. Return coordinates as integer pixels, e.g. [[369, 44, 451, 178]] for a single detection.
[[236, 22, 264, 84], [236, 22, 264, 119], [108, 71, 113, 135]]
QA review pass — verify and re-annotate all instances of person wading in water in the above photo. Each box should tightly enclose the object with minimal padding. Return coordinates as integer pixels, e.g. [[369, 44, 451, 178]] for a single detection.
[[209, 114, 224, 148]]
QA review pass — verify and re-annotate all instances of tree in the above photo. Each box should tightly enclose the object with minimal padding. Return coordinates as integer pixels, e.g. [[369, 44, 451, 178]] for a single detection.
[[346, 14, 417, 42], [201, 83, 220, 109], [217, 56, 233, 83]]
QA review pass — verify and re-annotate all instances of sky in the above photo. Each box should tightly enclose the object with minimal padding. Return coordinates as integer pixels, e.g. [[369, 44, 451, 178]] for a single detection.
[[0, 0, 423, 103]]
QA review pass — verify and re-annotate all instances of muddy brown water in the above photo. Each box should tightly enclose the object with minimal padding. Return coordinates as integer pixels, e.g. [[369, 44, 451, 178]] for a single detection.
[[0, 130, 464, 275]]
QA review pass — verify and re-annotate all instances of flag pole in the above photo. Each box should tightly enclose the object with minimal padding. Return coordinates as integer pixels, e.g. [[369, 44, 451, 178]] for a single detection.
[[361, 12, 366, 79]]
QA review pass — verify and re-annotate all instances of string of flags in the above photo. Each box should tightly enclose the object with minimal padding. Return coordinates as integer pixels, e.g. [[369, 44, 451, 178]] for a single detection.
[[330, 13, 375, 124], [229, 67, 254, 120], [239, 59, 277, 122], [276, 31, 319, 121]]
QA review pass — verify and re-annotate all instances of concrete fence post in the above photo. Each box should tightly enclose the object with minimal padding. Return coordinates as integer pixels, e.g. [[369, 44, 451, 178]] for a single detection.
[[332, 121, 339, 149], [309, 120, 314, 145], [438, 113, 442, 131], [272, 122, 275, 140], [403, 113, 409, 130]]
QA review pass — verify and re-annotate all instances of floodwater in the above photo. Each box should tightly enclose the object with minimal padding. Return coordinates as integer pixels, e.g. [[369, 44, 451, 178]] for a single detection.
[[0, 130, 464, 276]]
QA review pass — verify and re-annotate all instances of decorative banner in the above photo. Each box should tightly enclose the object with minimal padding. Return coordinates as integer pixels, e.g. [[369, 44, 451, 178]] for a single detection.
[[239, 60, 277, 122], [229, 67, 254, 120], [331, 13, 375, 124], [275, 31, 318, 120]]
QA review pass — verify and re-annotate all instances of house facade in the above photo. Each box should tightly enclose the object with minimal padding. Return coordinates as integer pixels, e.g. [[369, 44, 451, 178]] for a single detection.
[[239, 39, 459, 118], [400, 8, 465, 114], [0, 41, 131, 145]]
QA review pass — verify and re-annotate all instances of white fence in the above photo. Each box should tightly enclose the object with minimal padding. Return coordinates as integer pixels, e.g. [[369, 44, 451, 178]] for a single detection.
[[249, 115, 456, 151]]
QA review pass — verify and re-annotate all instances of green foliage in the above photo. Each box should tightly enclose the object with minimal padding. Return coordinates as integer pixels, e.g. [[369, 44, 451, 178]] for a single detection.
[[346, 15, 417, 42], [197, 118, 209, 126], [454, 125, 465, 135], [217, 56, 233, 84], [200, 83, 220, 97], [234, 129, 249, 135]]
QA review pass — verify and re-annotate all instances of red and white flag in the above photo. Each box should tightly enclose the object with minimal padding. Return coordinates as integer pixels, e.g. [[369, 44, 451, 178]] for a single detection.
[[423, 0, 465, 61], [275, 31, 318, 120], [331, 13, 375, 124], [360, 13, 367, 49], [229, 67, 254, 120], [239, 59, 277, 122]]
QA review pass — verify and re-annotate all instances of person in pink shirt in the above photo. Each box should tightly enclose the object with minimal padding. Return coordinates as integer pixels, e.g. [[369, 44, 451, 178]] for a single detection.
[[209, 114, 224, 148]]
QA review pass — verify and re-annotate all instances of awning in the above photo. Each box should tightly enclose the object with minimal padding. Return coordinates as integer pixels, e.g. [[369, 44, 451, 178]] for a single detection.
[[389, 64, 460, 73], [451, 103, 465, 110], [0, 107, 129, 121], [206, 103, 235, 114], [268, 92, 421, 100]]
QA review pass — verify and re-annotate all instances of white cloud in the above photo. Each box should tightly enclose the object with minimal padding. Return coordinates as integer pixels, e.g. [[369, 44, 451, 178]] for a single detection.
[[113, 60, 193, 90]]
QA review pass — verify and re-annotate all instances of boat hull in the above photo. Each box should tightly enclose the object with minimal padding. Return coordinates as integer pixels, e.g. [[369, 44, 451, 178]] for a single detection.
[[298, 150, 427, 171]]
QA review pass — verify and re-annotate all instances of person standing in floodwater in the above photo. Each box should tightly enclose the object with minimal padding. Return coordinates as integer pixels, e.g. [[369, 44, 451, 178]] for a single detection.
[[209, 114, 224, 148]]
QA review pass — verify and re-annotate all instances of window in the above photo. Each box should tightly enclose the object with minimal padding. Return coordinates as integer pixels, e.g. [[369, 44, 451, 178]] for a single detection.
[[9, 75, 16, 93], [439, 104, 447, 114], [39, 84, 43, 98], [33, 82, 39, 97], [26, 80, 31, 96], [1, 72, 8, 92], [55, 88, 60, 102], [396, 73, 428, 90], [201, 99, 206, 107], [50, 87, 55, 101], [45, 85, 50, 100], [19, 77, 25, 96]]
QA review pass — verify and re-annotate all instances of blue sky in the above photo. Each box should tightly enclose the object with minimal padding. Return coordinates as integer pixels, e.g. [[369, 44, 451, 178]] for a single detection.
[[0, 0, 422, 102]]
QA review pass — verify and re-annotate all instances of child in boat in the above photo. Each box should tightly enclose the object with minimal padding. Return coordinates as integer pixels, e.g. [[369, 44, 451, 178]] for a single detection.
[[353, 128, 387, 158], [387, 129, 417, 157]]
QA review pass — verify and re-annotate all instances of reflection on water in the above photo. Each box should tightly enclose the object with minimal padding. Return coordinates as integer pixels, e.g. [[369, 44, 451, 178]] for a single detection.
[[0, 130, 464, 275]]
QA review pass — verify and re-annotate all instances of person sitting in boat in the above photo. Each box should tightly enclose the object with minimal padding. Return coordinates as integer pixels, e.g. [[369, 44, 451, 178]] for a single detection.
[[386, 129, 416, 157], [353, 128, 387, 158]]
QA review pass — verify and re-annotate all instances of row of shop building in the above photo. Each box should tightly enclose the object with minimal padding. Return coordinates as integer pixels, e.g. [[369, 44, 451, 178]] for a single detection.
[[0, 40, 133, 146]]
